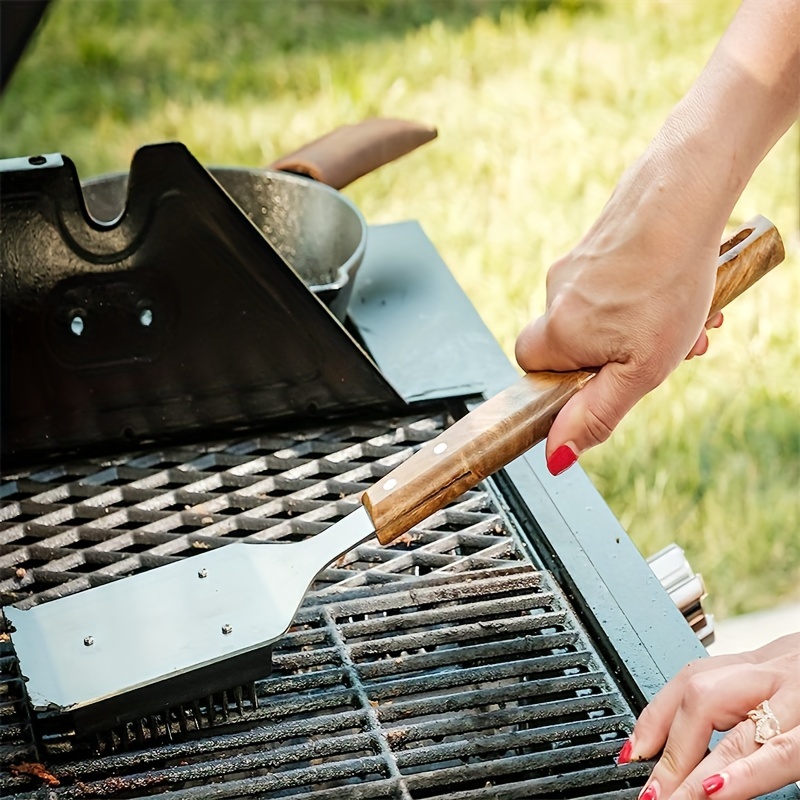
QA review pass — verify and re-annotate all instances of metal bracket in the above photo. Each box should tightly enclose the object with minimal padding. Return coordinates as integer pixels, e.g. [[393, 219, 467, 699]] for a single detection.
[[0, 143, 405, 464]]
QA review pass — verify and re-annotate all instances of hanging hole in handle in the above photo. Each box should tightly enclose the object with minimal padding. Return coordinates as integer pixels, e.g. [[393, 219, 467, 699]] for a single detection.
[[139, 308, 153, 328], [28, 155, 47, 166], [719, 227, 754, 256]]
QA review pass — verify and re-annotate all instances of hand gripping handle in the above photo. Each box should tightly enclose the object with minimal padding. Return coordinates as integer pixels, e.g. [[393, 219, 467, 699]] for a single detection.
[[363, 216, 785, 545]]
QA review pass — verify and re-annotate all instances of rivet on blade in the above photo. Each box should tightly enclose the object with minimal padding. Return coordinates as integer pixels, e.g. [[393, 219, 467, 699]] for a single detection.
[[221, 624, 233, 635], [198, 568, 208, 579], [84, 636, 94, 647]]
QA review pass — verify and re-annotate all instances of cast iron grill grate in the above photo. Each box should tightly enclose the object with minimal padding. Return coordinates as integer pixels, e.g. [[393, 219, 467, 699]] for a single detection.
[[0, 415, 522, 608], [0, 412, 649, 797]]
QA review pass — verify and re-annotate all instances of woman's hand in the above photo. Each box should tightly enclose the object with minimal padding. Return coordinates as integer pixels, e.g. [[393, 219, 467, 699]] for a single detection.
[[515, 0, 800, 475], [619, 633, 800, 799], [515, 142, 726, 474]]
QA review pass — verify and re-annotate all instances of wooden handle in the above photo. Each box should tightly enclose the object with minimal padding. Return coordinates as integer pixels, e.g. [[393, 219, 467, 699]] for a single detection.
[[268, 118, 438, 189], [709, 215, 784, 317], [363, 216, 785, 545]]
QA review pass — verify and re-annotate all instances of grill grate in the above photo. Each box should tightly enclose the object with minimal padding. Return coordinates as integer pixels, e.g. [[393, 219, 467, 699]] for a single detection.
[[0, 415, 522, 608], [1, 412, 649, 797]]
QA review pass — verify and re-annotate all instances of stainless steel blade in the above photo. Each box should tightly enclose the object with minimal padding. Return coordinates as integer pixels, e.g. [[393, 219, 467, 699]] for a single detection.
[[5, 505, 375, 713]]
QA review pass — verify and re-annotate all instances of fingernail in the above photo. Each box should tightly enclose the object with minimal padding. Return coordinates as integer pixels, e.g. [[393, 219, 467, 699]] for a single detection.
[[638, 784, 658, 800], [616, 738, 633, 765], [702, 773, 728, 796], [547, 443, 577, 475]]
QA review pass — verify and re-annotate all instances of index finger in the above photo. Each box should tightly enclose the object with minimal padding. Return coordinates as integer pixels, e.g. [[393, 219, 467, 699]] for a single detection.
[[629, 653, 752, 762]]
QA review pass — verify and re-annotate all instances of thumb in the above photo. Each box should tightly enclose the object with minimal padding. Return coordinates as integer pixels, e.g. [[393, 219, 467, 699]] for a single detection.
[[545, 361, 645, 474]]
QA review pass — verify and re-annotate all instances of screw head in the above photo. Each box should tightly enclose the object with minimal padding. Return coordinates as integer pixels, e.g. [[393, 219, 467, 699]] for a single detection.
[[221, 624, 233, 635], [84, 636, 94, 647], [198, 568, 208, 579]]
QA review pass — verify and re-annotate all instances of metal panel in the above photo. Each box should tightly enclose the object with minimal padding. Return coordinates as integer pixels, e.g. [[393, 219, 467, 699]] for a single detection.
[[350, 222, 514, 403], [0, 0, 50, 92], [0, 145, 404, 464]]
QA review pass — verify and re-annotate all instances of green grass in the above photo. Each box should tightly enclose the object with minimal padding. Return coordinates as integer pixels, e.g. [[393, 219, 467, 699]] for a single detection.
[[2, 0, 798, 618]]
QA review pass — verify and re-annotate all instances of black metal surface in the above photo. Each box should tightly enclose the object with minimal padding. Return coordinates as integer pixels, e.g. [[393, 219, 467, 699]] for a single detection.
[[0, 144, 404, 465], [81, 167, 367, 321], [349, 222, 515, 406], [0, 0, 50, 93], [0, 412, 651, 798]]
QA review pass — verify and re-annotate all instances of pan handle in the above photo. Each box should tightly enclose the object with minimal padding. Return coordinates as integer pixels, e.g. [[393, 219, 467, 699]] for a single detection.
[[268, 118, 437, 189], [362, 216, 785, 546]]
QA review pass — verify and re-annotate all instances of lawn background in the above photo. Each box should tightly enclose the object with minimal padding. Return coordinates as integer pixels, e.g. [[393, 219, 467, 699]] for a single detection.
[[2, 0, 798, 619]]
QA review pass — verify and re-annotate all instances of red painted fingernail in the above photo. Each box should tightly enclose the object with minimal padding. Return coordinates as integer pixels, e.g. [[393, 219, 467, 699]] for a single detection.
[[616, 738, 633, 765], [547, 444, 577, 475], [702, 773, 727, 796], [639, 786, 658, 800]]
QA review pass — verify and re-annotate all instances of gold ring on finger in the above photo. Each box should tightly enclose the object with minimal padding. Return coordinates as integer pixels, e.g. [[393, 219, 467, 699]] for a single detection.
[[746, 700, 781, 745]]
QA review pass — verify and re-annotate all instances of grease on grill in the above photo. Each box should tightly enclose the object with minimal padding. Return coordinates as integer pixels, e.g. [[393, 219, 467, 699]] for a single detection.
[[0, 414, 649, 798]]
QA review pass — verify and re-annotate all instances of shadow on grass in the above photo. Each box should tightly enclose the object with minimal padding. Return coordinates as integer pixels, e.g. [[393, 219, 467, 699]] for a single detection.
[[1, 0, 603, 136]]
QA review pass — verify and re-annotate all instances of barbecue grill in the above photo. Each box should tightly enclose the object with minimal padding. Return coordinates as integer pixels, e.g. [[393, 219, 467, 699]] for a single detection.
[[2, 7, 798, 800], [2, 203, 796, 799]]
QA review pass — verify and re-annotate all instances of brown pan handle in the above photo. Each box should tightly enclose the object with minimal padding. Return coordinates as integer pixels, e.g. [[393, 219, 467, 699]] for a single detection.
[[363, 215, 785, 545], [268, 118, 437, 189]]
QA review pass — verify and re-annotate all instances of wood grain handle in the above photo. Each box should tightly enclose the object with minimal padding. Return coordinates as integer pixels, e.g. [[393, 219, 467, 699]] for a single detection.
[[268, 118, 438, 189], [708, 215, 784, 317], [363, 216, 784, 545]]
